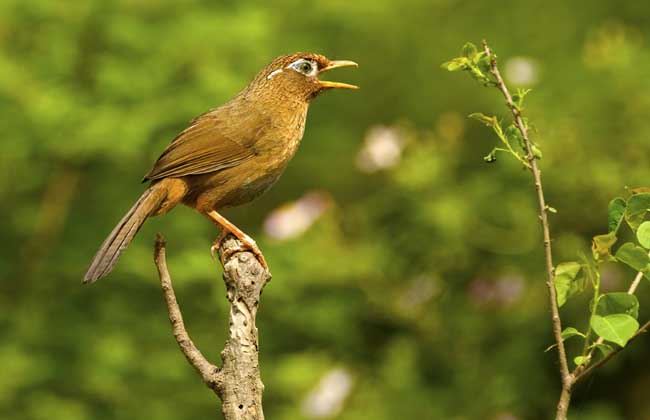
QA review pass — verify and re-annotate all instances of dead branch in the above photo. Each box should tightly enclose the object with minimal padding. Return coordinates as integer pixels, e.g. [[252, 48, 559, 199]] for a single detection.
[[154, 233, 271, 419]]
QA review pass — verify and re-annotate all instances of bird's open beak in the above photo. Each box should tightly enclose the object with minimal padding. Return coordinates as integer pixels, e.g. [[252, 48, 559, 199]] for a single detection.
[[318, 60, 359, 90]]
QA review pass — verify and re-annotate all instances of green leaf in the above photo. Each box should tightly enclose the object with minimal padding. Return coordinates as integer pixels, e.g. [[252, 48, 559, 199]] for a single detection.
[[561, 327, 586, 340], [531, 144, 543, 160], [574, 356, 588, 366], [596, 293, 639, 319], [614, 242, 650, 278], [469, 113, 497, 127], [546, 327, 586, 352], [608, 197, 626, 233], [625, 193, 650, 230], [591, 232, 617, 261], [627, 213, 646, 231], [590, 314, 639, 347], [471, 51, 487, 65], [461, 42, 478, 59], [636, 221, 650, 249], [441, 57, 469, 72], [554, 262, 582, 307]]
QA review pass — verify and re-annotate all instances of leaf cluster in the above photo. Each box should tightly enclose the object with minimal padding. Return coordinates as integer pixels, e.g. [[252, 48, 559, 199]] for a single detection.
[[442, 43, 540, 167], [441, 42, 493, 86], [554, 191, 650, 364]]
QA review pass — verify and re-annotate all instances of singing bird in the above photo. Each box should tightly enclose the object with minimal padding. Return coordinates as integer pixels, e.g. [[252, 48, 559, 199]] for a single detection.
[[83, 53, 358, 283]]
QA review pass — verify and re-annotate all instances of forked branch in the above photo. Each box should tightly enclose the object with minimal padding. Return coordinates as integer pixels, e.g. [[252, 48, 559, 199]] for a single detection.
[[154, 234, 271, 419]]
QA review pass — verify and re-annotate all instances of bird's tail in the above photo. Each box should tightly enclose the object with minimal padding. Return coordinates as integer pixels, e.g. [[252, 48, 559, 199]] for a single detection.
[[83, 185, 167, 284]]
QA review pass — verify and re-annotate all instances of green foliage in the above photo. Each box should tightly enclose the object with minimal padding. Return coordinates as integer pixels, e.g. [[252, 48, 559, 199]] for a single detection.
[[547, 190, 650, 372], [596, 293, 639, 319], [547, 190, 650, 371], [636, 221, 650, 249], [561, 327, 586, 340], [441, 42, 492, 86], [554, 262, 583, 307], [445, 44, 538, 169], [615, 242, 650, 277], [590, 315, 639, 347], [574, 355, 588, 366], [608, 197, 627, 233], [445, 35, 650, 416], [625, 193, 650, 230], [592, 232, 617, 261]]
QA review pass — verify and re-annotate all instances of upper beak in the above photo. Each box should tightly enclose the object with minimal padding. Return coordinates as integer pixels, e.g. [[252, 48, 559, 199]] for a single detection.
[[318, 60, 359, 90]]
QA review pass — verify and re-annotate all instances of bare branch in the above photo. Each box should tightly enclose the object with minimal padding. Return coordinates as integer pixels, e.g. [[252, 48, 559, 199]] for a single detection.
[[216, 236, 271, 419], [154, 234, 222, 392], [627, 264, 645, 295], [154, 233, 271, 419]]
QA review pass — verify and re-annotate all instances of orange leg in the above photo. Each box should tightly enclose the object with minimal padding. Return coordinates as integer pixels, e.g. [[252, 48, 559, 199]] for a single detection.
[[205, 210, 268, 269]]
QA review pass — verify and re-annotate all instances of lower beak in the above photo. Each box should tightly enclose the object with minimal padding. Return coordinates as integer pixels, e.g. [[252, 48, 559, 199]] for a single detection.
[[318, 60, 359, 90]]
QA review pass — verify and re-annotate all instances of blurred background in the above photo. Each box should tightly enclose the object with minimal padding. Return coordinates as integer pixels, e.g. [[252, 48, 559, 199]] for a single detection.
[[2, 0, 650, 419]]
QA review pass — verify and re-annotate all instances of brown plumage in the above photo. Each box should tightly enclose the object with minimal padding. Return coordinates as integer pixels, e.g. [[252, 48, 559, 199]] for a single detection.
[[84, 53, 358, 283]]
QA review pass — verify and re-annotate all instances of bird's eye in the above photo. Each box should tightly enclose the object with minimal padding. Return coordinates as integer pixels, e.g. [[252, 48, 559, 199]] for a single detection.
[[289, 59, 317, 76], [299, 61, 313, 74]]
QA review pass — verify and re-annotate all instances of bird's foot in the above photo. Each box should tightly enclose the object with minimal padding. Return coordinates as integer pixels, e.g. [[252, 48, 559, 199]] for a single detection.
[[210, 229, 230, 261], [211, 231, 268, 270]]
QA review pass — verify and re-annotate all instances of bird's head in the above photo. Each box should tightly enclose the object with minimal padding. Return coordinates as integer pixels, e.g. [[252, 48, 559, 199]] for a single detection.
[[250, 53, 358, 102]]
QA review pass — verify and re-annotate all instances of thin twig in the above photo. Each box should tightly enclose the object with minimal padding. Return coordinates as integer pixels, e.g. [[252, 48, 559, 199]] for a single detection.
[[154, 234, 223, 392], [628, 268, 645, 295], [482, 40, 572, 420]]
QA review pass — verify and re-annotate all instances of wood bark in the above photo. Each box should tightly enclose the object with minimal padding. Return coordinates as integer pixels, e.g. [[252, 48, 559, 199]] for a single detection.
[[154, 234, 271, 419]]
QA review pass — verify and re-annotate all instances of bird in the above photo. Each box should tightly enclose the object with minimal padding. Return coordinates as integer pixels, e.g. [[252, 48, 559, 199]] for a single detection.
[[83, 52, 358, 284]]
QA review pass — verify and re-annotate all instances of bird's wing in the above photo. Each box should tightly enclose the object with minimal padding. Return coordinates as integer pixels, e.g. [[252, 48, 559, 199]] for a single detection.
[[143, 108, 266, 182]]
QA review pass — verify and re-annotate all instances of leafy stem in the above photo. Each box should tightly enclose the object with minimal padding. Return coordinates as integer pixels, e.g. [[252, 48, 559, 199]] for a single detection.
[[444, 40, 569, 418], [479, 41, 573, 419], [444, 39, 650, 420], [572, 249, 650, 382]]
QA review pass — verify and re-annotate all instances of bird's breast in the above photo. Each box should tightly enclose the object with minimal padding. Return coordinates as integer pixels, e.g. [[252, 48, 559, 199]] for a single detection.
[[256, 105, 307, 160], [226, 113, 307, 206]]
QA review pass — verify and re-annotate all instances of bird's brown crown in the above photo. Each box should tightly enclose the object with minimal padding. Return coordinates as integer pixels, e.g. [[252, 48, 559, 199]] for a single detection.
[[246, 52, 358, 102]]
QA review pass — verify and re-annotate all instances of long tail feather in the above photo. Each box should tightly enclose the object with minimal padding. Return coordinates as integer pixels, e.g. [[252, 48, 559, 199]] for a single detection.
[[83, 186, 166, 284]]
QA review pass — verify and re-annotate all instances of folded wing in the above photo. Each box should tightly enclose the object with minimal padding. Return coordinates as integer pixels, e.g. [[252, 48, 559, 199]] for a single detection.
[[144, 108, 267, 182]]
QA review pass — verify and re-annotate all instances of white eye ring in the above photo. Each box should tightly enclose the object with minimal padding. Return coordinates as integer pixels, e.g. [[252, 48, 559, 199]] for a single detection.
[[287, 59, 318, 76]]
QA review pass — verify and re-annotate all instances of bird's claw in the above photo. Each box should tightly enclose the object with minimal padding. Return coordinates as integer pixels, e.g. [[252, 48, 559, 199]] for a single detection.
[[210, 229, 230, 261], [210, 232, 268, 270], [247, 245, 268, 270], [209, 243, 220, 261]]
